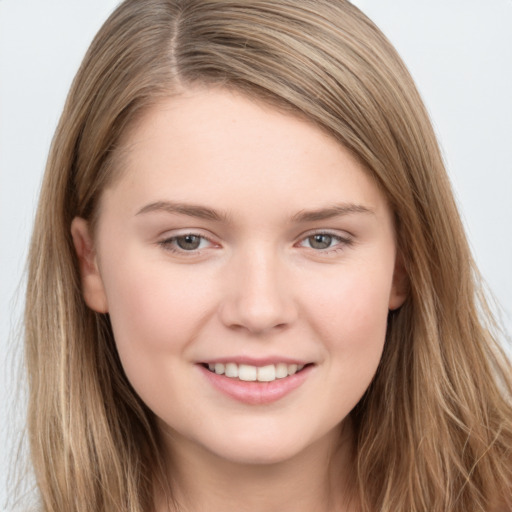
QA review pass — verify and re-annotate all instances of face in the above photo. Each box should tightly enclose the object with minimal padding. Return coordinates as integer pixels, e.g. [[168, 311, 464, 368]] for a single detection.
[[72, 88, 406, 466]]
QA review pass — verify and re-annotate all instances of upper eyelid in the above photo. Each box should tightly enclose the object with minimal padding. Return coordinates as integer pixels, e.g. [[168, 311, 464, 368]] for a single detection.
[[157, 229, 352, 239], [158, 228, 217, 241], [156, 228, 353, 246], [296, 228, 354, 241], [295, 230, 355, 253], [158, 230, 219, 247]]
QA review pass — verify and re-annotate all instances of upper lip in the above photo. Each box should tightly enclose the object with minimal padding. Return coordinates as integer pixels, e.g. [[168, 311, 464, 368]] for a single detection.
[[199, 356, 312, 366]]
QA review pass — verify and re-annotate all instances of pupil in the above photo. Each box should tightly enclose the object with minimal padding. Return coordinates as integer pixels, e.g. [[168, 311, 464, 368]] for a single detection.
[[310, 234, 332, 249], [177, 235, 201, 250]]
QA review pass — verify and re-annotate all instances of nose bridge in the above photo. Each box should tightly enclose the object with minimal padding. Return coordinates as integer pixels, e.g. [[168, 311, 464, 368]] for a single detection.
[[220, 241, 295, 334]]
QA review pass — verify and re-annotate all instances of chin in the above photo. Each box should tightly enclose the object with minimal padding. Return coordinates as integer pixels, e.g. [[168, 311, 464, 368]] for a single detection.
[[207, 439, 307, 466], [198, 422, 338, 467]]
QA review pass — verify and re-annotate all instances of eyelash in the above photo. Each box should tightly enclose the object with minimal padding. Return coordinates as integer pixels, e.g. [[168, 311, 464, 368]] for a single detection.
[[157, 231, 353, 255], [296, 231, 353, 254], [158, 232, 216, 254]]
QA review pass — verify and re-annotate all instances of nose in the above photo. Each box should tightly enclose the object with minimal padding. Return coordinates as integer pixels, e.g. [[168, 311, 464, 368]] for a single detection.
[[218, 247, 297, 335]]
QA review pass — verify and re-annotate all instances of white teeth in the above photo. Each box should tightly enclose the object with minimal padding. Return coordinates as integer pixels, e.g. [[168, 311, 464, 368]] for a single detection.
[[224, 362, 239, 378], [238, 364, 257, 381], [287, 364, 298, 375], [206, 362, 307, 382], [275, 363, 288, 378], [257, 365, 276, 382]]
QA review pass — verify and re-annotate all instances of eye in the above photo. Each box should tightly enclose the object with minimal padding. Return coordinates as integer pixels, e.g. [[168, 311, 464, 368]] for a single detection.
[[298, 232, 352, 252], [175, 234, 206, 251], [306, 234, 335, 250], [159, 233, 215, 253]]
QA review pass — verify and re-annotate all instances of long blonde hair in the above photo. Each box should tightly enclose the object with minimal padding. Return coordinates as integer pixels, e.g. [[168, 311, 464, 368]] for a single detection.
[[24, 1, 512, 511]]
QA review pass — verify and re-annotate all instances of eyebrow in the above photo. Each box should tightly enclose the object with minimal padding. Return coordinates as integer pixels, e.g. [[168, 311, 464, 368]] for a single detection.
[[136, 201, 228, 222], [291, 203, 375, 222], [136, 200, 374, 223]]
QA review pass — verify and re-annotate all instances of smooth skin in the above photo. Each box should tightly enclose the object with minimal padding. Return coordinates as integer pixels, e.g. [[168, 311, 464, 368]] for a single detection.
[[72, 88, 407, 511]]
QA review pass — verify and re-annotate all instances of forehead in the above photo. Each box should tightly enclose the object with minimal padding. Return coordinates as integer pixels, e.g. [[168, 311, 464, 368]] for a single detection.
[[101, 87, 389, 221]]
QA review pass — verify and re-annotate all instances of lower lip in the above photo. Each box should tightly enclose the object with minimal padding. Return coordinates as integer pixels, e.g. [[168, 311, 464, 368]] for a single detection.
[[199, 365, 313, 405]]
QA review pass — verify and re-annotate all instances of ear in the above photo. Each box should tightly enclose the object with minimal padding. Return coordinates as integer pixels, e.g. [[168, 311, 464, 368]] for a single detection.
[[71, 217, 109, 313], [388, 253, 408, 311]]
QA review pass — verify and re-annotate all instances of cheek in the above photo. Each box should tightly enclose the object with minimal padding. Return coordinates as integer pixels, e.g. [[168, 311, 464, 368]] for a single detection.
[[305, 259, 393, 347], [303, 258, 393, 403], [309, 266, 391, 415], [98, 257, 219, 420], [100, 255, 216, 371]]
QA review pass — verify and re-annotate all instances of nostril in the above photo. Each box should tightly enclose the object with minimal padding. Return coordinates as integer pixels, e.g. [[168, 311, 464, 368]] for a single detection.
[[217, 279, 297, 334]]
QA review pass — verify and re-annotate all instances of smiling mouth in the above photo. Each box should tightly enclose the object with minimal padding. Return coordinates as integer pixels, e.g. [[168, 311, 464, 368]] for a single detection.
[[201, 362, 311, 383]]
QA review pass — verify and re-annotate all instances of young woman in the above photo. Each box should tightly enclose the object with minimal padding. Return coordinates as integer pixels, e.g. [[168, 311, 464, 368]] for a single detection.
[[23, 1, 512, 511]]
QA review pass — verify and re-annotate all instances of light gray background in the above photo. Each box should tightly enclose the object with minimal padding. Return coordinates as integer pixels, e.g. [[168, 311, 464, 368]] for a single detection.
[[1, 1, 511, 508]]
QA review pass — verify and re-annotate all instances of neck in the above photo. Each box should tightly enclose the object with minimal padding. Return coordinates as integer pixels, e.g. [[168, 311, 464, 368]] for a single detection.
[[156, 420, 358, 512]]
